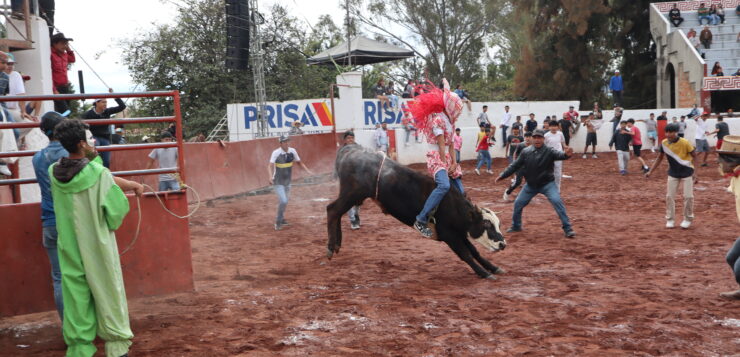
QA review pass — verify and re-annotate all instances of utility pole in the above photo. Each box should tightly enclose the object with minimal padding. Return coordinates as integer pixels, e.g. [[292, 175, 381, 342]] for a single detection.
[[346, 0, 351, 66], [250, 0, 268, 138]]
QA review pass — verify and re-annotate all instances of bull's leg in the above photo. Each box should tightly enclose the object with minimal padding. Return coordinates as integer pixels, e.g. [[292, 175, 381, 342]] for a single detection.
[[439, 230, 493, 279], [463, 239, 505, 275], [326, 194, 363, 259]]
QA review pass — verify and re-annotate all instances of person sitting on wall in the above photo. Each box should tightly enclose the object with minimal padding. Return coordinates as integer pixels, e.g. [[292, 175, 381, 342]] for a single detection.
[[669, 4, 683, 27], [374, 78, 391, 111], [288, 121, 304, 135]]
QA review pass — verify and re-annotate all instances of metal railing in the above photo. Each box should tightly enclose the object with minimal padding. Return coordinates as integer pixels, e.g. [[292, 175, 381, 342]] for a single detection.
[[0, 91, 186, 203]]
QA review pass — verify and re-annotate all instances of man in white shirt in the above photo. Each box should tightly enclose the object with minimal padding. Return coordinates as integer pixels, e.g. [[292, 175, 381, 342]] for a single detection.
[[268, 135, 312, 230], [4, 53, 35, 143], [544, 120, 567, 191], [694, 112, 710, 166], [500, 105, 512, 144], [374, 122, 389, 153]]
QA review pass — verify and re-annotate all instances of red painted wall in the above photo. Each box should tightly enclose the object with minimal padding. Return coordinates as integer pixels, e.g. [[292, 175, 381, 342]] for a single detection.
[[0, 192, 193, 317]]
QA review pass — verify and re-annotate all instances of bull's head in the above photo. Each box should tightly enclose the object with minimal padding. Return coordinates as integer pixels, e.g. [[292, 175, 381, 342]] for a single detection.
[[468, 207, 507, 252]]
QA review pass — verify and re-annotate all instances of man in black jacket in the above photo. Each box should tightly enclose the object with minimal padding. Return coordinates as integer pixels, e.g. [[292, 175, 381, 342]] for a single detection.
[[82, 88, 126, 168], [495, 129, 576, 238]]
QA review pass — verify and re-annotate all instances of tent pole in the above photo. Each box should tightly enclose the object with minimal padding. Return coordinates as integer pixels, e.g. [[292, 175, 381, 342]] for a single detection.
[[346, 0, 351, 67]]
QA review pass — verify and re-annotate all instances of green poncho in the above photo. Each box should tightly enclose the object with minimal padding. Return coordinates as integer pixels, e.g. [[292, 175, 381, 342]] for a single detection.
[[50, 156, 133, 357]]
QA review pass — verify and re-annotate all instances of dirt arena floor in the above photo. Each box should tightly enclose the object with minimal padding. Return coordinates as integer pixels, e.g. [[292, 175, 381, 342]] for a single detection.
[[2, 152, 740, 356]]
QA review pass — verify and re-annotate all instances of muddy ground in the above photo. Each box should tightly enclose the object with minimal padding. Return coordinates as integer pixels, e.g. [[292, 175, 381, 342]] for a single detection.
[[1, 152, 739, 356]]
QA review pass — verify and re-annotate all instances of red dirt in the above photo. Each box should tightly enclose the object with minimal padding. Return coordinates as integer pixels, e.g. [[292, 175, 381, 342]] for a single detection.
[[2, 152, 740, 356]]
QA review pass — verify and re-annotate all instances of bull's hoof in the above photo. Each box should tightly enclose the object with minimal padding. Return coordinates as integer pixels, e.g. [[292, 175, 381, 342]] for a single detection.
[[326, 249, 334, 260], [483, 274, 497, 280], [493, 267, 507, 275]]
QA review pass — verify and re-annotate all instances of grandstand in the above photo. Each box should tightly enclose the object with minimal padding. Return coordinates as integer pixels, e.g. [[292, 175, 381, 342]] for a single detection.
[[650, 0, 740, 113]]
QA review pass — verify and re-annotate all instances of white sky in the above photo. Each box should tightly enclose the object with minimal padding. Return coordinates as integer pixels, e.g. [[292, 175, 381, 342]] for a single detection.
[[54, 0, 347, 95]]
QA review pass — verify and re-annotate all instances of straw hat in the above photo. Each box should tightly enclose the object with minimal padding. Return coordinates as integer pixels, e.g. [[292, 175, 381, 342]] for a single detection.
[[718, 135, 740, 155]]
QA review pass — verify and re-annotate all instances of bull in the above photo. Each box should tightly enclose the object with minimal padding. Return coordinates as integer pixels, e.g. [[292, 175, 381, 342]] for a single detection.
[[326, 144, 507, 279]]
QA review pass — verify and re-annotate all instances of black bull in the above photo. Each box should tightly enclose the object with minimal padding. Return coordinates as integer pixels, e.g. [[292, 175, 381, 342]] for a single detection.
[[326, 144, 507, 279]]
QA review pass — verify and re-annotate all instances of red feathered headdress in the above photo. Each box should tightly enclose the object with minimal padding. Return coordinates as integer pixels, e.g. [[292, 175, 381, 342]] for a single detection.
[[406, 79, 462, 131]]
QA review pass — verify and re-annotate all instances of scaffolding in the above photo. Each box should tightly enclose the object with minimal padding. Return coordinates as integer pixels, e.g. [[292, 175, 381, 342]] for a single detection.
[[249, 0, 268, 138]]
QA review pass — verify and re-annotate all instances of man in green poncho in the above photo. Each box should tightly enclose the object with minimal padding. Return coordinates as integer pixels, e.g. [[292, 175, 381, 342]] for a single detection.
[[50, 119, 143, 357]]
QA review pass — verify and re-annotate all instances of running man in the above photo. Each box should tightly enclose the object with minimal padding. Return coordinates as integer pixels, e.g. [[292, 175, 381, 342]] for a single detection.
[[269, 135, 313, 230], [495, 129, 576, 238], [627, 118, 650, 173], [646, 123, 697, 229], [695, 112, 711, 166]]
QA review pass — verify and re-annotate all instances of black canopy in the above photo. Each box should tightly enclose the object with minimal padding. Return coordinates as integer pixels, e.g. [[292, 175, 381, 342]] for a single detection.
[[307, 36, 414, 66]]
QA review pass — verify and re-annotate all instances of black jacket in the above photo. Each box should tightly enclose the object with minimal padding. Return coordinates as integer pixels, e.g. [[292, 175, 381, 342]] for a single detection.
[[499, 145, 569, 187], [83, 98, 127, 137]]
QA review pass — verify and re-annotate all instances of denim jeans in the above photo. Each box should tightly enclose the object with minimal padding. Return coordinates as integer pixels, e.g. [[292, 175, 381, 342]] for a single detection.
[[389, 94, 400, 110], [455, 149, 460, 163], [416, 170, 450, 224], [42, 225, 64, 321], [511, 181, 572, 232], [699, 15, 711, 25], [476, 150, 491, 170], [159, 180, 180, 191], [94, 135, 111, 168], [450, 177, 464, 195], [727, 237, 740, 286], [404, 126, 417, 143], [274, 184, 291, 224], [348, 205, 359, 221], [501, 125, 509, 144]]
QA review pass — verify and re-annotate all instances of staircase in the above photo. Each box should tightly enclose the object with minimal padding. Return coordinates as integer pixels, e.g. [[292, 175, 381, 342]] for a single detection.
[[673, 10, 740, 75]]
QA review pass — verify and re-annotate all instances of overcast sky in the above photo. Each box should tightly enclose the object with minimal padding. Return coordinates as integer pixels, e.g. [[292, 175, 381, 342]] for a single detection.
[[54, 0, 347, 95]]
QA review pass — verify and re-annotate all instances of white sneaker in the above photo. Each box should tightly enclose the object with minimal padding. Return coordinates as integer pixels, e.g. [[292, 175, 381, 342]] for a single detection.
[[0, 165, 10, 176], [666, 220, 675, 228], [486, 170, 493, 175], [582, 154, 587, 159], [680, 220, 691, 229], [651, 148, 656, 153], [592, 154, 598, 159], [475, 169, 480, 175], [503, 191, 510, 201]]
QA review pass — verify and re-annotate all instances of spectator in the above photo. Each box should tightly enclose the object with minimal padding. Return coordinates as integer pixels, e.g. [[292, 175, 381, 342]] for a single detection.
[[687, 104, 701, 120], [627, 118, 650, 173], [679, 115, 688, 138], [374, 79, 390, 111], [711, 62, 722, 75], [710, 115, 729, 150], [525, 113, 538, 134], [495, 129, 576, 238], [288, 121, 304, 135], [145, 131, 180, 191], [50, 33, 75, 113], [269, 134, 312, 230], [374, 122, 389, 153], [477, 105, 490, 127], [645, 113, 659, 152], [474, 126, 493, 175], [700, 26, 712, 49], [167, 122, 176, 137], [111, 128, 125, 144], [401, 104, 418, 145], [542, 116, 551, 130], [733, 69, 740, 76], [609, 70, 623, 107], [500, 105, 512, 144], [716, 4, 725, 24], [608, 106, 623, 149], [592, 102, 603, 120], [453, 84, 472, 112], [698, 3, 711, 25], [545, 120, 567, 191], [563, 105, 579, 122], [49, 118, 143, 357], [4, 53, 36, 143], [558, 114, 574, 146], [512, 115, 523, 132], [402, 79, 415, 99], [728, 109, 735, 117], [695, 112, 711, 166], [503, 131, 532, 202], [506, 127, 524, 164], [187, 132, 206, 142], [645, 123, 696, 229], [582, 113, 598, 158], [669, 4, 684, 27], [709, 4, 720, 25], [614, 120, 632, 175], [385, 80, 400, 112], [687, 28, 704, 58], [31, 112, 68, 321], [0, 51, 18, 177], [737, 4, 740, 16], [82, 88, 126, 168], [453, 127, 462, 163], [714, 65, 725, 76], [657, 110, 668, 121]]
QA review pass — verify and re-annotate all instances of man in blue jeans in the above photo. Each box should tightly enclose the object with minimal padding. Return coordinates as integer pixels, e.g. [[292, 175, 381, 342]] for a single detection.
[[268, 134, 312, 231], [495, 129, 576, 238], [31, 111, 69, 321]]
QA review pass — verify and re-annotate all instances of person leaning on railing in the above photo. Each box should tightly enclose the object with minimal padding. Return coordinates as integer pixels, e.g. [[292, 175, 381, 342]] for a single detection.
[[82, 88, 126, 168]]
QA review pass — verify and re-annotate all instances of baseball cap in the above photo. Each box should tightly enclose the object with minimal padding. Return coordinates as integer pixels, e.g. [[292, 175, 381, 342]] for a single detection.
[[6, 53, 15, 64], [532, 129, 546, 137], [279, 134, 290, 142]]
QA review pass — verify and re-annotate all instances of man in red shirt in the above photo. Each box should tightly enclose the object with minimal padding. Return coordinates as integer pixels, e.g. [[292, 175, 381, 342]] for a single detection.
[[50, 33, 76, 113]]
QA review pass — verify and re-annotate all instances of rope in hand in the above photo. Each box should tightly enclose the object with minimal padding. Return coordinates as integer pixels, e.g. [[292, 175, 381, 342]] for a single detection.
[[374, 152, 387, 200], [119, 179, 202, 256]]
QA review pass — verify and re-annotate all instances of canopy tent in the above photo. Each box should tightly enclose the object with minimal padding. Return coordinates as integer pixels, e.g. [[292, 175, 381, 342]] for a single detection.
[[307, 36, 414, 66]]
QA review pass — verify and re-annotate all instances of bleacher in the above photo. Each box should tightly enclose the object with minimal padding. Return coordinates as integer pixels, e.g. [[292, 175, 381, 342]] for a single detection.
[[665, 7, 740, 75]]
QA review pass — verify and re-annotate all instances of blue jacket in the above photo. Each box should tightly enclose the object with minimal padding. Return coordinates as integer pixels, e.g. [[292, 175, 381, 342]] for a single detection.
[[32, 141, 69, 227], [609, 75, 623, 91]]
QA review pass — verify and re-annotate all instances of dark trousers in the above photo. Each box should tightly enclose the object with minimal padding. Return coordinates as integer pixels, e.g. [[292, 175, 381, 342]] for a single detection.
[[54, 83, 72, 114], [608, 120, 619, 147], [563, 131, 571, 146], [670, 17, 683, 27], [702, 40, 711, 49], [505, 173, 523, 195], [501, 125, 508, 145], [727, 237, 740, 286], [94, 136, 111, 168], [612, 90, 623, 106]]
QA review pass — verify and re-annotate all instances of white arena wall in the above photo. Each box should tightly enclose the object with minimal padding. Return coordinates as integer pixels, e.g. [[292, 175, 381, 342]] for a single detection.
[[228, 71, 738, 166]]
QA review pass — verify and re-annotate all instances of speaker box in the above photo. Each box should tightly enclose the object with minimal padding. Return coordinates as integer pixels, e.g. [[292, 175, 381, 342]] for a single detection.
[[225, 0, 250, 70]]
